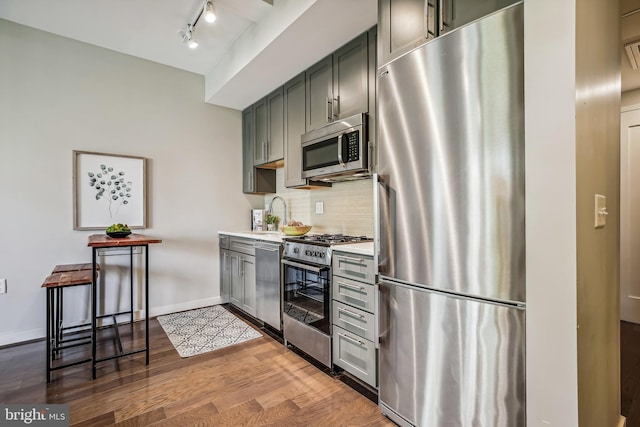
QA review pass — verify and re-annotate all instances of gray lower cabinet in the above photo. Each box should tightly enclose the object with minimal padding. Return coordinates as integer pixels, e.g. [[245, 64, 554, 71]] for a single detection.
[[219, 234, 231, 303], [332, 251, 377, 388], [228, 237, 257, 317]]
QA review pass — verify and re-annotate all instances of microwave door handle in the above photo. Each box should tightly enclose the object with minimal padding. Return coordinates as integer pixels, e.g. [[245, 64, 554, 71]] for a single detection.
[[337, 132, 346, 167]]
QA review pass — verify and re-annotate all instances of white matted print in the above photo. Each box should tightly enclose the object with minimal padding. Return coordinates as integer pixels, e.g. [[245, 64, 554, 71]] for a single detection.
[[73, 151, 146, 230]]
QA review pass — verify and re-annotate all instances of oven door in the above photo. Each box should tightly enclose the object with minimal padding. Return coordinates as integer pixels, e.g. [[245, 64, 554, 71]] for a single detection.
[[281, 259, 331, 335]]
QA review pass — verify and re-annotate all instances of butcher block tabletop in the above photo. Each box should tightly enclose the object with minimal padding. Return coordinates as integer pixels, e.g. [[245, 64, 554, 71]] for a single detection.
[[87, 234, 162, 248]]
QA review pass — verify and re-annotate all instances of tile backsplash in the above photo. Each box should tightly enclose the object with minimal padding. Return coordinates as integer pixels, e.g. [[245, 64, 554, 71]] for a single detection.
[[264, 169, 374, 237]]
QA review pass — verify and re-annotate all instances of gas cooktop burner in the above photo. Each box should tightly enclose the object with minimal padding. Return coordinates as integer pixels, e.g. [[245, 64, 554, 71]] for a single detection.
[[285, 234, 373, 246]]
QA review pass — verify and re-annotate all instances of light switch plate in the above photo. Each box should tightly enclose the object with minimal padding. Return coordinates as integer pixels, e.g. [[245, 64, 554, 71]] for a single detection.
[[595, 194, 607, 228], [315, 201, 324, 214]]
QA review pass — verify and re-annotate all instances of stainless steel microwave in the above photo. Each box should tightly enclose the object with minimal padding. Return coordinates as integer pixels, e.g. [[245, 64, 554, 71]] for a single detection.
[[301, 113, 369, 182]]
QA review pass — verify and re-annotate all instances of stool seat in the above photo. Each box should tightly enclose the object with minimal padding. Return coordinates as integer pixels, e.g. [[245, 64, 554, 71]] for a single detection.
[[42, 270, 94, 288], [51, 263, 99, 273]]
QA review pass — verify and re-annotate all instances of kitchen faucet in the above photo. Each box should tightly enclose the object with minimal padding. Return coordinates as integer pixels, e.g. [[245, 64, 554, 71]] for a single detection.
[[268, 196, 287, 226]]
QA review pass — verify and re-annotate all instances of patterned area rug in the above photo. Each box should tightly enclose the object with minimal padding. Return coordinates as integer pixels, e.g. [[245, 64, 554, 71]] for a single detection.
[[157, 305, 262, 358]]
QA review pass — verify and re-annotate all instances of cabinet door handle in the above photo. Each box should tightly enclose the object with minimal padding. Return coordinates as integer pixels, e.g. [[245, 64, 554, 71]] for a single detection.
[[333, 96, 339, 118], [439, 0, 451, 33], [338, 255, 365, 263], [337, 281, 364, 292], [425, 0, 437, 38], [338, 332, 365, 346], [326, 96, 332, 122], [338, 306, 365, 319]]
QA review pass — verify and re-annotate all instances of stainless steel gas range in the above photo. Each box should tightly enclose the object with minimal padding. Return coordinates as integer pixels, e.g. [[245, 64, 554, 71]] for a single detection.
[[281, 234, 372, 367]]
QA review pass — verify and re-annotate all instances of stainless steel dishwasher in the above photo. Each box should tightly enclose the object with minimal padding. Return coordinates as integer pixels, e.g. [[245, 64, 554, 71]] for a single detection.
[[255, 242, 283, 331]]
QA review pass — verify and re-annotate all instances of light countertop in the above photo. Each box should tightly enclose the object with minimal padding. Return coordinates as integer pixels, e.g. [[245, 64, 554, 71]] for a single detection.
[[218, 230, 284, 243], [218, 231, 375, 257]]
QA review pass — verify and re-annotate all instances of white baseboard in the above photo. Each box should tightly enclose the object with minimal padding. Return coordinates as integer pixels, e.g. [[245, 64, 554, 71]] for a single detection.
[[0, 297, 225, 347], [0, 328, 45, 347], [618, 415, 626, 427]]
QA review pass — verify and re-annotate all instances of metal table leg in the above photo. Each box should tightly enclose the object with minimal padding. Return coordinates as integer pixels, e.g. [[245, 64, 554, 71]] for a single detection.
[[92, 247, 97, 380]]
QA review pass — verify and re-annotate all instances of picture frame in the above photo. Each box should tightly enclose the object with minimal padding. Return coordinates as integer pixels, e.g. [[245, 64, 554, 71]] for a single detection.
[[73, 151, 147, 230]]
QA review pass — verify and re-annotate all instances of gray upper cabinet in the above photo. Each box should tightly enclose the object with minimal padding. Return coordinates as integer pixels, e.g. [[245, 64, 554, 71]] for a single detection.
[[379, 0, 518, 66], [305, 55, 333, 132], [242, 106, 255, 193], [266, 88, 284, 162], [306, 31, 371, 132], [284, 72, 307, 188], [253, 97, 268, 165], [333, 33, 369, 121], [254, 88, 284, 165], [439, 0, 520, 34], [379, 0, 435, 67], [242, 105, 276, 194]]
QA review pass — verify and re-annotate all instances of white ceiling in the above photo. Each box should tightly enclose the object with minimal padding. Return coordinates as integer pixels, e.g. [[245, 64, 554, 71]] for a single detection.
[[0, 0, 377, 109], [1, 0, 638, 107]]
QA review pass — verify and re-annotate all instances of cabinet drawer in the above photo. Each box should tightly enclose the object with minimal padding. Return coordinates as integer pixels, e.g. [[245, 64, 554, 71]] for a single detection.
[[333, 325, 377, 388], [333, 276, 375, 313], [333, 253, 375, 284], [333, 301, 375, 341], [230, 238, 255, 256]]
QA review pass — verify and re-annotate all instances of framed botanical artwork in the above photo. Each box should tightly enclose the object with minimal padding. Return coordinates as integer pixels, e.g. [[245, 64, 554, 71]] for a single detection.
[[73, 151, 147, 230]]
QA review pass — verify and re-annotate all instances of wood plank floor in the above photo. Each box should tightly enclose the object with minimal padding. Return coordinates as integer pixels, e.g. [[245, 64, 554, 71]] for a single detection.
[[0, 315, 394, 427], [622, 320, 640, 427]]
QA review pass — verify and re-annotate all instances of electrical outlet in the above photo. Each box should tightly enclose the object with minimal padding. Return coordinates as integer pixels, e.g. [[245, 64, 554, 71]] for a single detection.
[[315, 201, 324, 214], [0, 278, 7, 294]]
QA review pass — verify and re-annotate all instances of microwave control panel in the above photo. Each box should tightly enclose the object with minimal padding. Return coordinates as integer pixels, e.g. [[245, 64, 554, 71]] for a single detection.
[[344, 130, 360, 162]]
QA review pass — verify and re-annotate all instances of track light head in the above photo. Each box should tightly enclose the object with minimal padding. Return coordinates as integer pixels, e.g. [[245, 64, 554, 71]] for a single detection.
[[179, 24, 198, 49], [204, 1, 217, 23]]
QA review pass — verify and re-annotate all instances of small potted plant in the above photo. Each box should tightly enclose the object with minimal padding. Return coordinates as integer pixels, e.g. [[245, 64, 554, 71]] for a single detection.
[[265, 214, 279, 231]]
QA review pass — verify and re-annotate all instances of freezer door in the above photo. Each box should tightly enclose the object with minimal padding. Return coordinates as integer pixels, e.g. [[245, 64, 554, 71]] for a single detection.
[[378, 280, 525, 427], [377, 3, 525, 303]]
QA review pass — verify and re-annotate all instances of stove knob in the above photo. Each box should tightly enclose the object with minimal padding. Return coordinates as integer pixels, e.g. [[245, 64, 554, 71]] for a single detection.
[[320, 253, 326, 258], [293, 248, 299, 254], [305, 250, 310, 256]]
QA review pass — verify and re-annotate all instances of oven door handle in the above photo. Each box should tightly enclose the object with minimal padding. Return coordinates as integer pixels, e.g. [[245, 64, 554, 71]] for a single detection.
[[281, 259, 327, 273]]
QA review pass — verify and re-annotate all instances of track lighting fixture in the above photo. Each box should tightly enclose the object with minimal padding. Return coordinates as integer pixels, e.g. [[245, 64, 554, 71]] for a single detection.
[[204, 1, 217, 23], [178, 0, 217, 49]]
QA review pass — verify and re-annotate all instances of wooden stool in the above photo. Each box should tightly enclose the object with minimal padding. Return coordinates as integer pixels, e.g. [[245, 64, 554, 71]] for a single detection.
[[42, 263, 98, 382]]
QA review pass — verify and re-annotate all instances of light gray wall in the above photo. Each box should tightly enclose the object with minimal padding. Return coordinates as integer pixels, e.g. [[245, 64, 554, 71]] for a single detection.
[[525, 0, 621, 426], [0, 19, 262, 345]]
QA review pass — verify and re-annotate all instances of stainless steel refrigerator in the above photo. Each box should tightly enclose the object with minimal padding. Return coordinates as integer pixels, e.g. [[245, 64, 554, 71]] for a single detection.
[[376, 3, 525, 427]]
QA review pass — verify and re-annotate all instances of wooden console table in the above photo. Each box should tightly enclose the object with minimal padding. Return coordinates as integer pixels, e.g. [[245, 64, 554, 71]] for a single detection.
[[88, 233, 162, 379]]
